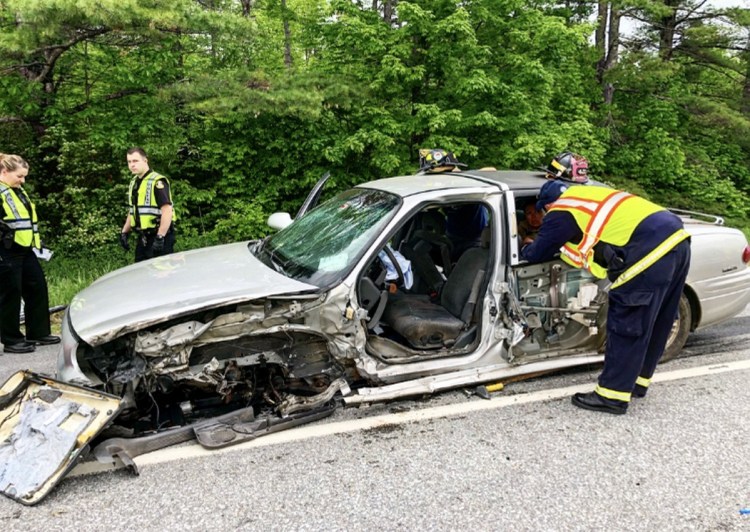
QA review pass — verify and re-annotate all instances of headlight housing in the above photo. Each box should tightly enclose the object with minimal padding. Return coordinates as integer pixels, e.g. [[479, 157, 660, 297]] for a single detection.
[[56, 309, 97, 386]]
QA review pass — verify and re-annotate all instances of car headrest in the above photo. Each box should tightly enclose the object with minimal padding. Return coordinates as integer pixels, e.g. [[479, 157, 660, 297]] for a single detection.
[[480, 227, 491, 248], [420, 211, 445, 233]]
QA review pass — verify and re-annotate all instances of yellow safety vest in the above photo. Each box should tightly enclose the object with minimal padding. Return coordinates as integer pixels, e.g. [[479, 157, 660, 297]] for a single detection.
[[127, 171, 176, 230], [548, 186, 689, 288], [0, 183, 41, 249]]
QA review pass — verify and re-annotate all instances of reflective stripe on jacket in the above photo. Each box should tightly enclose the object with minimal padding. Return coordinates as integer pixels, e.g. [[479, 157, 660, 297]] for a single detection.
[[0, 183, 41, 249], [127, 171, 176, 230], [548, 186, 687, 287]]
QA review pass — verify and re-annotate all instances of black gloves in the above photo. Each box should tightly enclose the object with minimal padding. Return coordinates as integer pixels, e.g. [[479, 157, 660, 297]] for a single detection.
[[152, 234, 165, 254], [120, 232, 166, 254]]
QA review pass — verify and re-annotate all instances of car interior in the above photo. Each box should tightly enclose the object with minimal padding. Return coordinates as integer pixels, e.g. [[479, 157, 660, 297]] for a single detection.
[[359, 201, 494, 361]]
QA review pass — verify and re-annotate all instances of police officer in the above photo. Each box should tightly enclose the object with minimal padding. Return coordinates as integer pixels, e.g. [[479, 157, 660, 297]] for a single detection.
[[0, 153, 59, 354], [521, 180, 691, 415], [119, 147, 176, 262]]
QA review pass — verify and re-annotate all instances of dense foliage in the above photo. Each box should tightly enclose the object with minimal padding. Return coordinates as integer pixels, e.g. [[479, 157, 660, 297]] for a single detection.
[[1, 0, 749, 267]]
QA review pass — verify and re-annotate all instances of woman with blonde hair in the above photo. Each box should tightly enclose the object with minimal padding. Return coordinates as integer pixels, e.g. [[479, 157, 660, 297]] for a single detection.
[[0, 153, 59, 353]]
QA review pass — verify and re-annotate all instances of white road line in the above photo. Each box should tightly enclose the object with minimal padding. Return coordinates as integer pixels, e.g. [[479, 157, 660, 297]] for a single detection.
[[69, 358, 750, 476]]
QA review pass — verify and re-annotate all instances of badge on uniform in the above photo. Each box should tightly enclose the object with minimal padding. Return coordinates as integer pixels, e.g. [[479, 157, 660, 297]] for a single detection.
[[156, 181, 165, 189]]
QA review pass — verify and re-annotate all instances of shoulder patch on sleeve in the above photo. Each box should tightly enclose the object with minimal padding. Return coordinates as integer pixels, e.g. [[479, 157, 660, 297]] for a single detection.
[[156, 180, 165, 189]]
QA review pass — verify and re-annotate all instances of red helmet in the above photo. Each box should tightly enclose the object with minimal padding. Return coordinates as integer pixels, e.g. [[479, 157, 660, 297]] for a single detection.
[[544, 151, 589, 183]]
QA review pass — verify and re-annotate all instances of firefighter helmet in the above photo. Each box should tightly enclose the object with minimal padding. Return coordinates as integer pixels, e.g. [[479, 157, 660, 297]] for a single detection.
[[544, 151, 589, 183], [418, 149, 467, 173]]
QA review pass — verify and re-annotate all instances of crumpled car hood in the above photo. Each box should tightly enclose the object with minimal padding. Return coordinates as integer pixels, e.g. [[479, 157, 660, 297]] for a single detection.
[[69, 242, 318, 345]]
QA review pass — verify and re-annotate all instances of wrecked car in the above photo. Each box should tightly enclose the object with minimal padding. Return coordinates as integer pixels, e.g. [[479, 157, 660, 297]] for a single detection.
[[3, 169, 750, 504]]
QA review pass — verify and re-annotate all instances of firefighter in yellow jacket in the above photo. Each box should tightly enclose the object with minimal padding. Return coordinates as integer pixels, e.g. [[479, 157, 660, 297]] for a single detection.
[[120, 147, 176, 262], [522, 180, 691, 415], [0, 153, 60, 354]]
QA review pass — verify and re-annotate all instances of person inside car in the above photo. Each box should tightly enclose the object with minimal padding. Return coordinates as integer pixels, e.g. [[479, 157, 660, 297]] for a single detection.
[[518, 202, 543, 245]]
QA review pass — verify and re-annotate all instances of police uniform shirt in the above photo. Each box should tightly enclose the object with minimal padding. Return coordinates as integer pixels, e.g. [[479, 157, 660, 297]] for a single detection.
[[131, 169, 173, 210]]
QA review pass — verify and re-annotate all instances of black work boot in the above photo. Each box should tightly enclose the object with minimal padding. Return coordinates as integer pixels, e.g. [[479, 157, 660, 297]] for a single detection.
[[29, 335, 61, 346], [3, 341, 36, 354], [571, 391, 627, 415]]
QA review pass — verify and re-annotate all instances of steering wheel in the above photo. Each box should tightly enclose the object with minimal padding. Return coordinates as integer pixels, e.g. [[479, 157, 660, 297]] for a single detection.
[[380, 246, 406, 290], [360, 248, 403, 331]]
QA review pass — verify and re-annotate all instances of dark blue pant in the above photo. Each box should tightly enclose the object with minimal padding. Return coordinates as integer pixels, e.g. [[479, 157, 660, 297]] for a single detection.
[[0, 244, 51, 345], [599, 239, 691, 399]]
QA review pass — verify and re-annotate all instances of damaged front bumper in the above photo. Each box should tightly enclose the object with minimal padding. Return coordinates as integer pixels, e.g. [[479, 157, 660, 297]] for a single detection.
[[0, 372, 349, 506], [91, 378, 349, 468]]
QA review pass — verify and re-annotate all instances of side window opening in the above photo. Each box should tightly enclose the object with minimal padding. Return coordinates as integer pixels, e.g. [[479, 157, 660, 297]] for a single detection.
[[513, 193, 543, 250]]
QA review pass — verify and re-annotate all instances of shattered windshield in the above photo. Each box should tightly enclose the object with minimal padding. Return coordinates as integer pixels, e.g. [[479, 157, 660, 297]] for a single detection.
[[256, 188, 400, 286]]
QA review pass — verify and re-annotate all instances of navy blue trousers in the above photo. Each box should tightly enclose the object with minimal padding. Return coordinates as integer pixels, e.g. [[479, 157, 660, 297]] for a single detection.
[[599, 239, 691, 399]]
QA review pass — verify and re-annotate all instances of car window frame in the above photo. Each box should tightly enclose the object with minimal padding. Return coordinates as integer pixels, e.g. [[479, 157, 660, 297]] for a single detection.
[[354, 194, 500, 295], [260, 187, 404, 290]]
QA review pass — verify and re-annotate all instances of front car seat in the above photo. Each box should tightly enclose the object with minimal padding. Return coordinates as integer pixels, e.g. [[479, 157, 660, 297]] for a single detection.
[[400, 210, 454, 296], [383, 228, 491, 349]]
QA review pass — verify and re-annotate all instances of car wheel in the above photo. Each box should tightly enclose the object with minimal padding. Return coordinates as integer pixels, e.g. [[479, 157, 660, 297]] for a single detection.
[[661, 293, 691, 363]]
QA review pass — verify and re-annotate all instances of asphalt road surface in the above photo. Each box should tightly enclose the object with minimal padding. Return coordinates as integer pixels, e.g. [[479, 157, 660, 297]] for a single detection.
[[1, 306, 749, 531]]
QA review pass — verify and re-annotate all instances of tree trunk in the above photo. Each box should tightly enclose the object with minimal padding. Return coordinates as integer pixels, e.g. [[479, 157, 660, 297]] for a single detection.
[[240, 0, 253, 17], [659, 0, 679, 60], [383, 0, 396, 24], [281, 0, 293, 68], [742, 36, 750, 116], [595, 2, 620, 106], [595, 0, 608, 83], [84, 41, 91, 104], [605, 5, 620, 72]]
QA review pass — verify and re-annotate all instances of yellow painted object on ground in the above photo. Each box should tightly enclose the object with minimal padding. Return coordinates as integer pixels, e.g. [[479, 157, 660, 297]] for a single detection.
[[473, 382, 505, 399]]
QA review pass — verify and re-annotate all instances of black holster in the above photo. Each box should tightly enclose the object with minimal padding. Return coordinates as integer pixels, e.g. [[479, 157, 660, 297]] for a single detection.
[[0, 221, 14, 249]]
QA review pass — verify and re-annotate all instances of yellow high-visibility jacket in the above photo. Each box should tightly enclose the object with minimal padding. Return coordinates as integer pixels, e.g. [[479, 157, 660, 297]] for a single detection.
[[0, 183, 41, 249]]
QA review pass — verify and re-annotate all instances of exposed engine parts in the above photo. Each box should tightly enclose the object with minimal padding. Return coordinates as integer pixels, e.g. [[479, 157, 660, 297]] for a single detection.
[[77, 301, 350, 437]]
